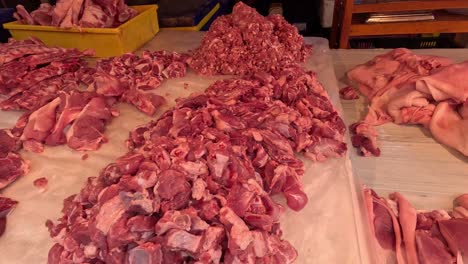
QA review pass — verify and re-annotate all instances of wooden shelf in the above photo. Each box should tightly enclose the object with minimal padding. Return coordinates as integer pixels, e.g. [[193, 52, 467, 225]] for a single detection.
[[354, 0, 468, 13], [331, 0, 468, 48], [350, 12, 468, 36]]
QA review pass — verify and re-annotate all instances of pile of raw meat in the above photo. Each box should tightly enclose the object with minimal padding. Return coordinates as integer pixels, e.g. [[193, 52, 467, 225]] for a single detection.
[[347, 48, 468, 157], [0, 38, 93, 111], [0, 38, 190, 155], [0, 38, 191, 238], [0, 37, 89, 190], [14, 0, 137, 28], [365, 189, 468, 264], [0, 128, 26, 237], [92, 50, 190, 116], [0, 197, 18, 237], [46, 67, 347, 263], [14, 90, 119, 153], [189, 2, 312, 75]]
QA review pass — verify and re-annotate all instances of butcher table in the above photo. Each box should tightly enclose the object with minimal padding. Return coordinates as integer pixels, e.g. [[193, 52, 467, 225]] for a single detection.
[[1, 30, 467, 264], [0, 31, 371, 264]]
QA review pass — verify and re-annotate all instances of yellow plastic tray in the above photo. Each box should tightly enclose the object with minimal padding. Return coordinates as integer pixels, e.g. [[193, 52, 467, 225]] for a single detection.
[[164, 3, 220, 31], [4, 5, 159, 57]]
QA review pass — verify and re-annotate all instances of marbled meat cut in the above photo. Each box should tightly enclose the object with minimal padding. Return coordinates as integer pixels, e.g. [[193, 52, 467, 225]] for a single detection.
[[347, 48, 468, 157], [0, 197, 18, 237], [189, 2, 312, 75], [364, 188, 468, 264], [46, 67, 346, 263], [14, 0, 137, 28]]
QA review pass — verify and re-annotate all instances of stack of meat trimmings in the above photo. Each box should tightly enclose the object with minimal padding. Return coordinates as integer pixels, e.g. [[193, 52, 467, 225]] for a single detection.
[[46, 67, 347, 263], [0, 39, 190, 239], [0, 38, 94, 111], [0, 38, 189, 153], [14, 0, 137, 28]]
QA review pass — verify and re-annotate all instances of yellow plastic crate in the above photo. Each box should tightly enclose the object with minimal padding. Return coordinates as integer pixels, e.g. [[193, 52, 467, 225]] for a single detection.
[[4, 5, 159, 57], [164, 3, 220, 31]]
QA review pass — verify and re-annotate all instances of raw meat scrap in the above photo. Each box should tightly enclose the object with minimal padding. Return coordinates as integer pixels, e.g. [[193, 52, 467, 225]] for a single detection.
[[20, 97, 62, 151], [0, 152, 29, 190], [1, 39, 185, 158], [455, 194, 468, 210], [47, 68, 346, 263], [51, 0, 74, 26], [364, 188, 468, 264], [33, 177, 49, 192], [415, 230, 453, 264], [16, 90, 115, 152], [0, 129, 20, 158], [45, 91, 94, 146], [339, 86, 359, 100], [347, 48, 453, 100], [122, 89, 166, 116], [430, 102, 468, 156], [79, 0, 113, 28], [189, 2, 312, 75], [31, 3, 54, 25], [350, 122, 380, 157], [0, 197, 18, 237], [13, 5, 34, 25], [0, 38, 93, 110], [347, 49, 468, 157], [15, 0, 137, 28], [66, 96, 114, 151]]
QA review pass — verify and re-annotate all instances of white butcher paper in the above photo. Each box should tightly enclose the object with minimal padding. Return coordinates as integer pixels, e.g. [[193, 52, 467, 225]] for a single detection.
[[0, 31, 374, 264]]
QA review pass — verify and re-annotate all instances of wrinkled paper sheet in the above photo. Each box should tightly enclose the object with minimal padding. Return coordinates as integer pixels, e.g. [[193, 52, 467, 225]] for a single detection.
[[0, 31, 373, 264]]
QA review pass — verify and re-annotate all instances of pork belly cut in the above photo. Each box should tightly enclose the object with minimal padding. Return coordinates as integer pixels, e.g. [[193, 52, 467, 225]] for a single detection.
[[348, 49, 468, 157]]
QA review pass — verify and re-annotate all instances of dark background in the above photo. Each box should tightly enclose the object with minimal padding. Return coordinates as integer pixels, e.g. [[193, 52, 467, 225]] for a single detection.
[[127, 0, 325, 36], [0, 0, 41, 10]]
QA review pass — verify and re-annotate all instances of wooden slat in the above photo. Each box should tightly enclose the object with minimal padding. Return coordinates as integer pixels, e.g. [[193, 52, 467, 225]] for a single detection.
[[350, 13, 468, 36], [354, 0, 468, 13], [339, 0, 355, 48], [330, 0, 344, 48]]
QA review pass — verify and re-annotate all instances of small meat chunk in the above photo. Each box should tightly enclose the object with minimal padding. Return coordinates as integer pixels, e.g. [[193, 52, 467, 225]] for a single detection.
[[339, 86, 359, 100]]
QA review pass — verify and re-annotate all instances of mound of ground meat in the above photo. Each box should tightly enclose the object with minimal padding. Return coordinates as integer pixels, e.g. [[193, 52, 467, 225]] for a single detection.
[[189, 2, 312, 76]]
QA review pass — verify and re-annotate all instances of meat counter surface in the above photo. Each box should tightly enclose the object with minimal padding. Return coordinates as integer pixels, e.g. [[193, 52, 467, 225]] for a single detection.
[[0, 31, 372, 263], [332, 49, 468, 211]]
